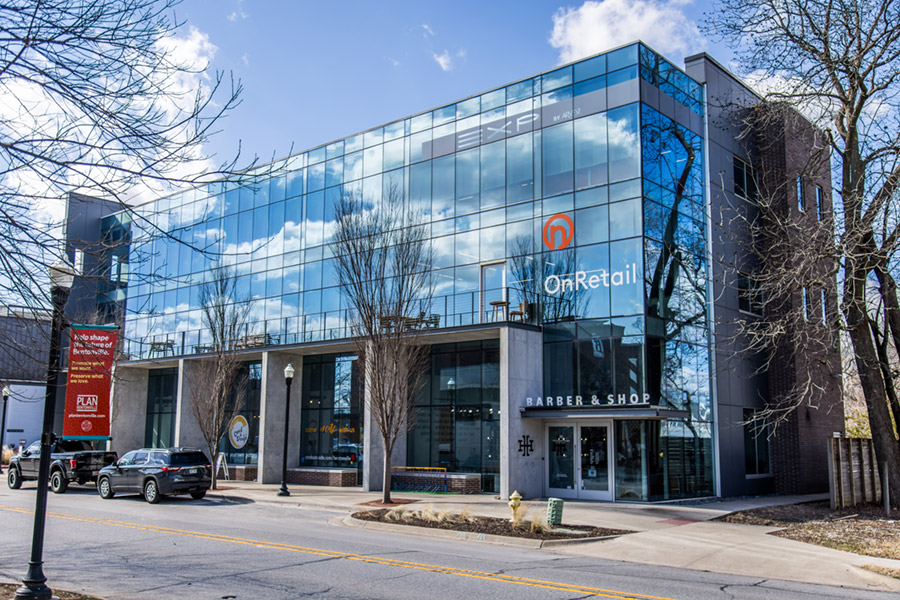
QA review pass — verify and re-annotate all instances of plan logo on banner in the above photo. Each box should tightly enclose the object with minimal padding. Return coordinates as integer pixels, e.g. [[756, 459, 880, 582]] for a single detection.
[[62, 325, 118, 440]]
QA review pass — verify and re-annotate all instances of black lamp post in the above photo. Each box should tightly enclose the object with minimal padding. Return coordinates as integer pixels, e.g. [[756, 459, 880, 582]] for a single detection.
[[278, 363, 294, 496], [1, 385, 10, 466], [16, 258, 75, 600]]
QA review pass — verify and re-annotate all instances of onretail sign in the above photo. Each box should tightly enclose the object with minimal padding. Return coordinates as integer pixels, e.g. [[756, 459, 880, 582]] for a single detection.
[[544, 264, 639, 295], [63, 325, 118, 440]]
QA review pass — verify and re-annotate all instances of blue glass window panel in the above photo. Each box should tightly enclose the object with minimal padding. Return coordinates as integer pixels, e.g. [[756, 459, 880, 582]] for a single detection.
[[456, 148, 479, 215], [506, 220, 532, 256], [364, 144, 383, 177], [575, 54, 607, 82], [542, 66, 572, 91], [268, 201, 285, 243], [431, 122, 455, 157], [321, 258, 337, 289], [432, 155, 455, 219], [506, 79, 534, 103], [305, 191, 325, 246], [237, 209, 253, 249], [253, 180, 269, 209], [285, 194, 302, 226], [574, 76, 607, 116], [343, 151, 363, 182], [433, 235, 454, 268], [542, 121, 574, 196], [302, 289, 321, 315], [303, 260, 323, 290], [607, 44, 638, 71], [481, 207, 505, 228], [284, 265, 301, 294], [239, 186, 255, 213], [433, 105, 456, 126], [410, 130, 432, 163], [308, 146, 326, 165], [223, 214, 238, 247], [410, 112, 432, 133], [574, 112, 609, 189], [481, 88, 505, 111], [576, 205, 609, 245], [266, 269, 282, 297], [286, 169, 304, 198], [250, 271, 267, 299], [384, 121, 405, 141], [363, 174, 382, 207], [455, 214, 478, 232], [455, 230, 479, 265], [307, 162, 325, 192], [252, 206, 268, 243], [576, 243, 610, 319], [609, 178, 642, 201], [542, 86, 574, 125], [506, 133, 534, 204], [383, 138, 404, 171], [542, 193, 573, 215], [325, 158, 343, 188], [326, 140, 344, 160], [455, 264, 479, 294], [609, 198, 641, 239], [607, 66, 639, 108], [409, 161, 432, 215], [609, 238, 643, 315], [457, 97, 480, 119], [607, 104, 640, 182], [432, 218, 454, 236], [364, 128, 383, 147], [480, 225, 506, 262], [575, 185, 608, 209], [344, 134, 363, 153], [270, 175, 286, 203], [506, 200, 533, 222]]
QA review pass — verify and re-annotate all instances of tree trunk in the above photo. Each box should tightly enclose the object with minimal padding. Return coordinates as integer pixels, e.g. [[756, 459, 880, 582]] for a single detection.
[[847, 315, 900, 509], [382, 439, 392, 505], [211, 449, 218, 490]]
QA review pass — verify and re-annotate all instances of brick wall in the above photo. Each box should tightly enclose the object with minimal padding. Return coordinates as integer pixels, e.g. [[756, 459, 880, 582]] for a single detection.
[[286, 468, 358, 487], [226, 466, 258, 482]]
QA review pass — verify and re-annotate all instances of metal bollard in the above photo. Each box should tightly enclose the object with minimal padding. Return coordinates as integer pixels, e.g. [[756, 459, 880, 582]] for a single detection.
[[547, 497, 564, 526]]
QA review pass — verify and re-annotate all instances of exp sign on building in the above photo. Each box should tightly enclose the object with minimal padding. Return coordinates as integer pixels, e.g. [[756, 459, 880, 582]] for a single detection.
[[62, 325, 118, 440]]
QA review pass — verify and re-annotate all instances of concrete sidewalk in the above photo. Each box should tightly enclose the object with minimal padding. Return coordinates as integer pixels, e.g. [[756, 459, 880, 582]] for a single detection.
[[208, 482, 900, 593]]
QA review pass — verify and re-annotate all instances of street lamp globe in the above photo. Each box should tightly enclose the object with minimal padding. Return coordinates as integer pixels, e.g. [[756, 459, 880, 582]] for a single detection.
[[48, 258, 76, 290], [2, 386, 9, 399], [284, 363, 295, 381]]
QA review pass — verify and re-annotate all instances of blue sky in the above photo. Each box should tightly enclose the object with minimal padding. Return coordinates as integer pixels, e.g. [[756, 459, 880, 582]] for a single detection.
[[175, 0, 733, 167]]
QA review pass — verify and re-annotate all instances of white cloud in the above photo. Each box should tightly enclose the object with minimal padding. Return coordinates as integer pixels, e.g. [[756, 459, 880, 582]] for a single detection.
[[433, 50, 453, 71], [422, 24, 435, 37], [549, 0, 705, 64], [241, 53, 249, 66], [389, 57, 400, 67], [227, 0, 248, 22]]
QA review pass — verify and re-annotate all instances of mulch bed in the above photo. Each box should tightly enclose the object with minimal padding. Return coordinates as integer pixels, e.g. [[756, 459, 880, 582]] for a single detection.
[[0, 583, 102, 600], [352, 508, 633, 541], [357, 498, 420, 507], [715, 500, 900, 560]]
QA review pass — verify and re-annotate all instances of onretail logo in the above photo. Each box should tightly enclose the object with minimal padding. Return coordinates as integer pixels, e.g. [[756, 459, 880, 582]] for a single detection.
[[542, 213, 574, 250]]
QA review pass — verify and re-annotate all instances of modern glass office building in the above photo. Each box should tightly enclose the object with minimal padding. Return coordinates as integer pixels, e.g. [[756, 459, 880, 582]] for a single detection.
[[82, 42, 843, 501]]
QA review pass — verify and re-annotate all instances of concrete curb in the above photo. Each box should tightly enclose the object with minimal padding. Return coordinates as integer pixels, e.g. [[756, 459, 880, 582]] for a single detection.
[[339, 514, 621, 548]]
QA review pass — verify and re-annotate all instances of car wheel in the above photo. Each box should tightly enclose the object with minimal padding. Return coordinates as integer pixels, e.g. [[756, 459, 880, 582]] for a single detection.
[[7, 467, 22, 489], [98, 477, 115, 499], [190, 491, 206, 500], [143, 479, 162, 504], [49, 470, 68, 494]]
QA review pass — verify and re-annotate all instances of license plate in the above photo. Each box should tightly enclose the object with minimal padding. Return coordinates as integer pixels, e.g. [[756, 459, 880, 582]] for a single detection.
[[186, 468, 197, 475]]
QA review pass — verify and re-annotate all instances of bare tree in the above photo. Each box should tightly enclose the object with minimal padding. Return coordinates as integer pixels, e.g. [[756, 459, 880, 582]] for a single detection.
[[707, 0, 900, 506], [187, 263, 249, 489], [331, 187, 432, 504], [0, 0, 253, 363]]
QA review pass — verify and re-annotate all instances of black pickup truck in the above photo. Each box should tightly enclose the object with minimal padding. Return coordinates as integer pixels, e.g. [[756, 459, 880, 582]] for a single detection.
[[7, 439, 118, 493]]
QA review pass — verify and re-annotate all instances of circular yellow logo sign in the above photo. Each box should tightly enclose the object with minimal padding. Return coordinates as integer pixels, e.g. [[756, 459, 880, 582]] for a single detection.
[[228, 415, 249, 449]]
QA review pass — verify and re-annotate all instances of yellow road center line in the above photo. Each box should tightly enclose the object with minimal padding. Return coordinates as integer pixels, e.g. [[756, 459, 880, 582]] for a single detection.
[[1, 504, 679, 600]]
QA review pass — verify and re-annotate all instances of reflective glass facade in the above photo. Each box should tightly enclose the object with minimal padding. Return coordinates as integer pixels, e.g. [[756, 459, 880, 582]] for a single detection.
[[106, 43, 715, 501]]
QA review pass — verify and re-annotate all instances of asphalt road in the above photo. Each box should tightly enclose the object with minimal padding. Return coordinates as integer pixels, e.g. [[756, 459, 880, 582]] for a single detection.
[[0, 483, 895, 600]]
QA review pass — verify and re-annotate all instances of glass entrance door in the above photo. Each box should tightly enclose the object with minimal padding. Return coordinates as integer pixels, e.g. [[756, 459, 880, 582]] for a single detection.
[[546, 421, 613, 501], [579, 425, 612, 500]]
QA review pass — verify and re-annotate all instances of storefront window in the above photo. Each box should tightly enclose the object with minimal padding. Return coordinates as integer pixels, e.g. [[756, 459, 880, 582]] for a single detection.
[[218, 361, 262, 465], [144, 368, 176, 448]]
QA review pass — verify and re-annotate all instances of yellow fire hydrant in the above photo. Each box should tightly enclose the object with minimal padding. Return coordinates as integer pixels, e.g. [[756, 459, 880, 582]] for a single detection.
[[508, 490, 522, 523]]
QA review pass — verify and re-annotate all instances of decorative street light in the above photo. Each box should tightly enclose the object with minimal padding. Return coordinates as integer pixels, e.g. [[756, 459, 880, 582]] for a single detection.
[[16, 257, 75, 600], [278, 363, 295, 497], [1, 385, 10, 465]]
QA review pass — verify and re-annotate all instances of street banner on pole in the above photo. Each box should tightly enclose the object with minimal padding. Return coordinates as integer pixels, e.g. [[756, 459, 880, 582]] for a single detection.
[[62, 324, 118, 440]]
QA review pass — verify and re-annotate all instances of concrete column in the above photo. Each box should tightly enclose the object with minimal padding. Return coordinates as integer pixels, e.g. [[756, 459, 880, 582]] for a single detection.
[[109, 366, 149, 455], [500, 327, 544, 500], [174, 359, 207, 450], [258, 351, 302, 484], [362, 351, 408, 492]]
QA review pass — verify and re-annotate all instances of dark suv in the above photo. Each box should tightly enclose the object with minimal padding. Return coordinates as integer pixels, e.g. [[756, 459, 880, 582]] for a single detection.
[[96, 448, 211, 503]]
